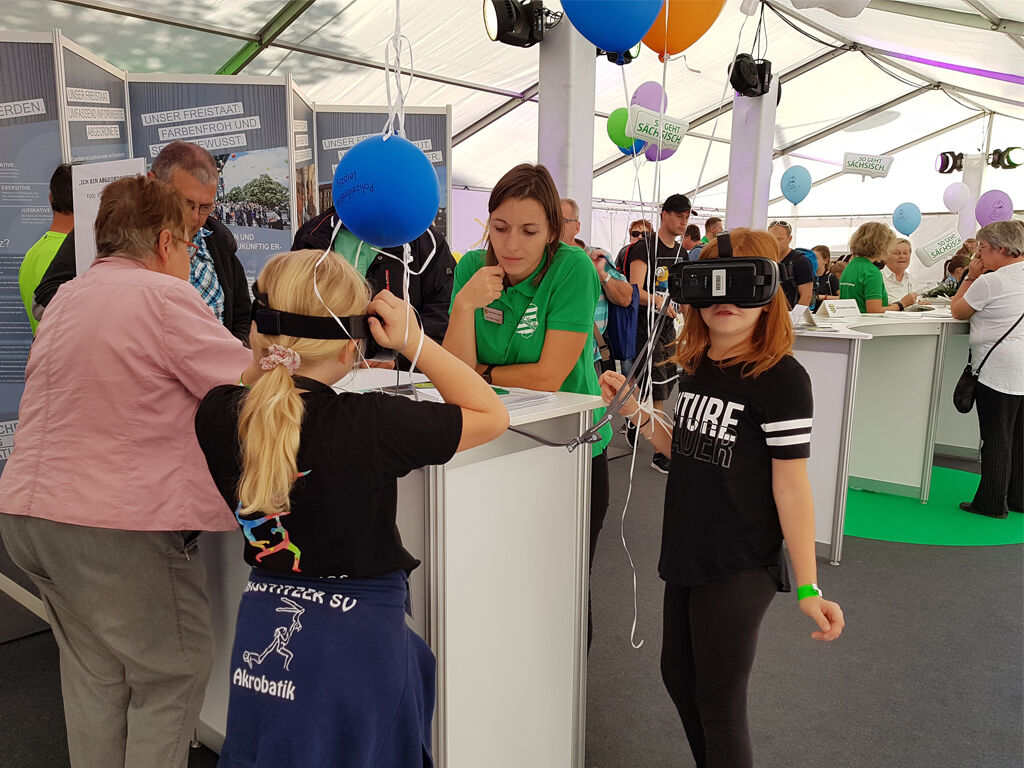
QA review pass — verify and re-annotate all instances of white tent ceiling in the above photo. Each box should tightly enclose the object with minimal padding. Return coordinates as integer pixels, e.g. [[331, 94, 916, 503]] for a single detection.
[[4, 0, 1023, 220]]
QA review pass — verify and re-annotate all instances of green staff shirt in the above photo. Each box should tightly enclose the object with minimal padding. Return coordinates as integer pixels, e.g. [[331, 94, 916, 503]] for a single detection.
[[839, 256, 887, 313], [19, 231, 67, 334], [452, 244, 612, 455], [332, 228, 373, 277]]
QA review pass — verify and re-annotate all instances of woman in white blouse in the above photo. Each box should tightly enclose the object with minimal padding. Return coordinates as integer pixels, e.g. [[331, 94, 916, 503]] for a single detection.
[[950, 220, 1024, 518], [881, 238, 917, 305]]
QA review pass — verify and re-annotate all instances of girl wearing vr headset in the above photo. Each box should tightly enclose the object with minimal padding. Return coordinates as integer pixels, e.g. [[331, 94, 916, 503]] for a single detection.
[[599, 228, 844, 768], [194, 249, 508, 767]]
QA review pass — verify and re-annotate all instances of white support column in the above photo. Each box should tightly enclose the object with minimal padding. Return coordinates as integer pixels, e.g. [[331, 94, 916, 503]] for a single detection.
[[724, 77, 779, 230], [538, 21, 596, 242]]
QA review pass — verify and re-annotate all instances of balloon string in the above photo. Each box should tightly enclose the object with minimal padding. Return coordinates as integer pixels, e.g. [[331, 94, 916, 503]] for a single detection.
[[383, 0, 414, 140]]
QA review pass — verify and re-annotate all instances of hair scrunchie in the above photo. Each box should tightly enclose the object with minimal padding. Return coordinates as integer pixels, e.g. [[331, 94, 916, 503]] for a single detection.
[[259, 344, 301, 373]]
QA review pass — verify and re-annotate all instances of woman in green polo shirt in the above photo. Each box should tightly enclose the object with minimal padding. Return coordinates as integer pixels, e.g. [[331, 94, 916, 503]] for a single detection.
[[444, 163, 611, 648], [839, 221, 918, 313]]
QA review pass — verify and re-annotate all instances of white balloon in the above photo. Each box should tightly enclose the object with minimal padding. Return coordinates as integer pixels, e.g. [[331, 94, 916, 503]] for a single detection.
[[942, 182, 971, 213]]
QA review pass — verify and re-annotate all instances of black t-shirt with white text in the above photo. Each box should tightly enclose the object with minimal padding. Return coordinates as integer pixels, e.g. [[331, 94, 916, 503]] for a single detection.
[[195, 378, 462, 579], [659, 354, 813, 590]]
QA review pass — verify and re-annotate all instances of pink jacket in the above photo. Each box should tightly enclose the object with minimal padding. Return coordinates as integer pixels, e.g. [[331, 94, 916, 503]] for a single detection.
[[0, 258, 252, 531]]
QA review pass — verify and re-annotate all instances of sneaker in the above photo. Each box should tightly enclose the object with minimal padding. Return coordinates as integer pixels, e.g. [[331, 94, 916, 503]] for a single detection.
[[651, 453, 671, 474]]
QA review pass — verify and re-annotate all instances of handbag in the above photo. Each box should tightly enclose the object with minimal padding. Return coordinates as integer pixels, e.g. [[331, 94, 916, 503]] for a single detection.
[[604, 283, 639, 361], [953, 310, 1024, 414]]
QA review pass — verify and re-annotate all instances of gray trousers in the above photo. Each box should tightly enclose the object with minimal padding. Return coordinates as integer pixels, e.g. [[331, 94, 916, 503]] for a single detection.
[[0, 514, 214, 768]]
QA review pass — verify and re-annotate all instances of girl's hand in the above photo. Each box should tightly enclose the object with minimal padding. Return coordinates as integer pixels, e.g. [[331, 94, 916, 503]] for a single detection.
[[799, 596, 845, 642], [367, 290, 422, 357], [454, 265, 505, 311], [598, 371, 640, 416]]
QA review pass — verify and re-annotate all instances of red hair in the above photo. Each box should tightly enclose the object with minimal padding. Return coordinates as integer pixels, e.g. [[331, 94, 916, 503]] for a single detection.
[[671, 228, 795, 378]]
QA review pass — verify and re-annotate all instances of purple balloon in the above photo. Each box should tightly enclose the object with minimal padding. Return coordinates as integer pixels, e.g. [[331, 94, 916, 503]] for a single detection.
[[975, 189, 1013, 226], [630, 81, 669, 113], [645, 144, 676, 162]]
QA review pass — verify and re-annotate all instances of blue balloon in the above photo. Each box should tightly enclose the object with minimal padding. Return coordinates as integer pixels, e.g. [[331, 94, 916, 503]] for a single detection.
[[333, 135, 439, 248], [562, 0, 663, 55], [780, 166, 812, 205], [892, 202, 922, 236], [619, 139, 647, 156]]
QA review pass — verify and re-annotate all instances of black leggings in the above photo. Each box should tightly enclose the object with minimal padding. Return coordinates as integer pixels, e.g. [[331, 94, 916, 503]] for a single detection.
[[660, 568, 778, 768], [588, 451, 610, 650]]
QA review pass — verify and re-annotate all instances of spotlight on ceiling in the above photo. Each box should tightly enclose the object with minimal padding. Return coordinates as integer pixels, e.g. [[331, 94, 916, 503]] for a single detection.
[[935, 151, 964, 174], [990, 147, 1023, 169], [483, 0, 548, 48]]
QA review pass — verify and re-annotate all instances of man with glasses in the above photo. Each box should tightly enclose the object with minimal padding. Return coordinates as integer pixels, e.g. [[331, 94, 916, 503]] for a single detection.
[[34, 141, 251, 341], [768, 220, 815, 309]]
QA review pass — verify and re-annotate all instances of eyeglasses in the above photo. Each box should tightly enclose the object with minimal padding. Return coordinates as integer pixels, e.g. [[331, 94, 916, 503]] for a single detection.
[[564, 218, 579, 223], [175, 236, 199, 258], [186, 199, 216, 218], [769, 220, 792, 234]]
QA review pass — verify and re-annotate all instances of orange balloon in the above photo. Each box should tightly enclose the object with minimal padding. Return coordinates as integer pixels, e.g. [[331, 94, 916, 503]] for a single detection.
[[642, 0, 727, 58]]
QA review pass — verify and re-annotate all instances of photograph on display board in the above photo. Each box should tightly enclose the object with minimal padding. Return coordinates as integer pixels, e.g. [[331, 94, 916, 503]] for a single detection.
[[212, 147, 291, 231], [294, 163, 316, 226]]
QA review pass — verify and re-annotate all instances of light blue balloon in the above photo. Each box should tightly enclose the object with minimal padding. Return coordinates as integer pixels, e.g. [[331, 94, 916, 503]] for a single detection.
[[561, 0, 663, 56], [892, 202, 922, 236], [780, 166, 812, 205]]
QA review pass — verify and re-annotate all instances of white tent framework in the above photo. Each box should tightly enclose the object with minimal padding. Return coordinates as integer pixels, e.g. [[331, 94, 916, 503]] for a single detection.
[[5, 0, 1022, 248]]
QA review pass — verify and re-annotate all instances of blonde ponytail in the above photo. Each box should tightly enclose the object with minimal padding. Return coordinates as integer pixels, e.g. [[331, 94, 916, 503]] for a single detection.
[[237, 362, 304, 515], [235, 249, 370, 516]]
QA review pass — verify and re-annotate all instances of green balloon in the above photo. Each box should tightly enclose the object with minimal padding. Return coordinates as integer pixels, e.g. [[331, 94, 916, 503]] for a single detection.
[[607, 108, 632, 149]]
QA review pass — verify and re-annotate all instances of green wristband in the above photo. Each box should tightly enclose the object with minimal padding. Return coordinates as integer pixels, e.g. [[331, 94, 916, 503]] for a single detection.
[[797, 583, 822, 601]]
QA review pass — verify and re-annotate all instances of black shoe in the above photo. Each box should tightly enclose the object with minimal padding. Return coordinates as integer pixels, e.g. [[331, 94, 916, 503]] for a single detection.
[[651, 453, 671, 474], [625, 421, 637, 448], [960, 501, 1008, 519]]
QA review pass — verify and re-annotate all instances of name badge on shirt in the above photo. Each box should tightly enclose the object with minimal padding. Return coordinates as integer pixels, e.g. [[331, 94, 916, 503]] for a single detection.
[[483, 307, 504, 324]]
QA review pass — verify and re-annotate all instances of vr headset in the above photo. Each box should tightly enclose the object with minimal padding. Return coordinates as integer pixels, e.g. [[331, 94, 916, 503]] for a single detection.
[[666, 232, 779, 308], [250, 280, 373, 340]]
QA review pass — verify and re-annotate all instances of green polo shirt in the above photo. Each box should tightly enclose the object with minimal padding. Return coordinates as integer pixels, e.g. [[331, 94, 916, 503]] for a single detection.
[[452, 244, 612, 455], [19, 231, 67, 334], [839, 256, 887, 313]]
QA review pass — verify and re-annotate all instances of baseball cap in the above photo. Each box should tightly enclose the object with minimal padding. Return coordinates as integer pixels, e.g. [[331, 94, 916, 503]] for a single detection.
[[662, 194, 691, 214]]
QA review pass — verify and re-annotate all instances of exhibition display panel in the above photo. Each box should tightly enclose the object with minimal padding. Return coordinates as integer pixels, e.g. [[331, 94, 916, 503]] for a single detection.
[[199, 388, 602, 768]]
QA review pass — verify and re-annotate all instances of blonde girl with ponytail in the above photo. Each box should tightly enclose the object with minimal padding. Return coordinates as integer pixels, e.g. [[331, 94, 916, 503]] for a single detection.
[[195, 249, 507, 767]]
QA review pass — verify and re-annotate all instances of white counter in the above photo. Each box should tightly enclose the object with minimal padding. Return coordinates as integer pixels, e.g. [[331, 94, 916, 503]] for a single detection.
[[792, 311, 978, 563]]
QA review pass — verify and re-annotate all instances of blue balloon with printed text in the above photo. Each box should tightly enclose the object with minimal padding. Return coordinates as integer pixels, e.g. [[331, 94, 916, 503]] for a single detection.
[[780, 166, 811, 205], [892, 202, 921, 235], [561, 0, 663, 56], [333, 135, 440, 248]]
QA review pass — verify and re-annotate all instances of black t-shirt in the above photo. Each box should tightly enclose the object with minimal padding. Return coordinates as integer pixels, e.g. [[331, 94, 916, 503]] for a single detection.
[[659, 354, 813, 590], [622, 234, 685, 303], [195, 378, 462, 578], [779, 250, 816, 308]]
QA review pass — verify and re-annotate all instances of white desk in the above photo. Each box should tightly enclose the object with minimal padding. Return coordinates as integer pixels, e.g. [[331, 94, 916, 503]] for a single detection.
[[793, 312, 977, 563], [198, 386, 603, 768]]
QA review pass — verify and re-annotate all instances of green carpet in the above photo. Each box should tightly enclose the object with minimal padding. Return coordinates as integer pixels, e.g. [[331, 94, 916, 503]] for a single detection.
[[844, 466, 1024, 546]]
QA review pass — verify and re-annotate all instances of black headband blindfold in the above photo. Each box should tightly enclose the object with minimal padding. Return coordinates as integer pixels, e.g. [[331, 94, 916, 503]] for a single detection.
[[666, 234, 780, 308], [250, 280, 372, 340]]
